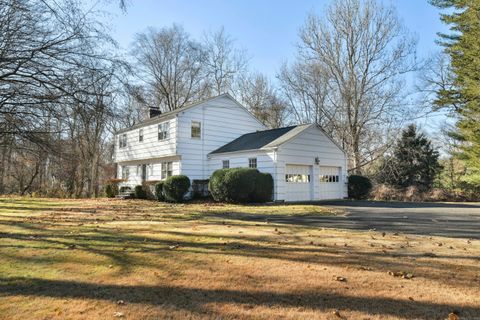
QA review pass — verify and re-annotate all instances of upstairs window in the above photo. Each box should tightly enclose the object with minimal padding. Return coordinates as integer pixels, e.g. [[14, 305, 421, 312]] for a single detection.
[[161, 162, 173, 180], [119, 134, 127, 148], [158, 122, 170, 141], [139, 129, 144, 142], [191, 121, 201, 138], [248, 158, 257, 169], [222, 160, 230, 169]]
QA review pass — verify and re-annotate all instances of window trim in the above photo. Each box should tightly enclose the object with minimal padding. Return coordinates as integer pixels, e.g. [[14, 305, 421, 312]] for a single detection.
[[161, 162, 173, 180], [158, 121, 170, 141], [248, 158, 257, 169], [121, 165, 129, 180], [191, 121, 201, 139], [222, 160, 230, 169], [119, 134, 127, 149]]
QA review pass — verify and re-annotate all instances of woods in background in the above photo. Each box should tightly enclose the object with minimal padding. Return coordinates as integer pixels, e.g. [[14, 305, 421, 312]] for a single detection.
[[0, 0, 478, 199]]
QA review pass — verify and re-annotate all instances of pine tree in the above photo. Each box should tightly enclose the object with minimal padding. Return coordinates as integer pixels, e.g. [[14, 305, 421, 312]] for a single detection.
[[430, 0, 480, 185], [378, 125, 441, 190]]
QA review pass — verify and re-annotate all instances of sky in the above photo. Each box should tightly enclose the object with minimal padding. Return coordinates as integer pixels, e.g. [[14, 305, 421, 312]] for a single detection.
[[104, 0, 451, 134]]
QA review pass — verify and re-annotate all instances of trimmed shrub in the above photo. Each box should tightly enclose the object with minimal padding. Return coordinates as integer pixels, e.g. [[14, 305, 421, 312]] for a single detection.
[[223, 168, 258, 203], [134, 185, 147, 199], [209, 168, 273, 203], [155, 181, 165, 201], [348, 175, 372, 200], [208, 169, 229, 202], [163, 175, 191, 202], [105, 184, 118, 198], [252, 172, 274, 202]]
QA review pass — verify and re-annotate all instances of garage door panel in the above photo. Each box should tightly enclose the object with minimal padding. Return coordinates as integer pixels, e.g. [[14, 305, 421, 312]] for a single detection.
[[319, 166, 343, 200], [285, 164, 312, 202]]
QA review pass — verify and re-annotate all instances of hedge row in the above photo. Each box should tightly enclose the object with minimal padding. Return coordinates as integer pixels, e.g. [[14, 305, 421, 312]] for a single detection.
[[209, 168, 273, 203]]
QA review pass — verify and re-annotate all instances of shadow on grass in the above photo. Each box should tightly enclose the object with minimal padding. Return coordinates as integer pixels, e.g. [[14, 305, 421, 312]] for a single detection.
[[0, 276, 479, 319]]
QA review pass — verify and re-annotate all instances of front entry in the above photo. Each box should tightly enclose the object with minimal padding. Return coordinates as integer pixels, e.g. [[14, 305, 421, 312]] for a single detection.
[[141, 164, 147, 182]]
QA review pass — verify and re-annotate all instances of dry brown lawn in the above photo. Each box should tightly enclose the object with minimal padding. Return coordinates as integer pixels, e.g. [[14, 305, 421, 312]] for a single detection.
[[0, 197, 479, 320]]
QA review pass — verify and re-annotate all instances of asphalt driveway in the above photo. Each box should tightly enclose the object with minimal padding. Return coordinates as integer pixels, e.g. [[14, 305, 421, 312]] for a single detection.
[[318, 200, 480, 239]]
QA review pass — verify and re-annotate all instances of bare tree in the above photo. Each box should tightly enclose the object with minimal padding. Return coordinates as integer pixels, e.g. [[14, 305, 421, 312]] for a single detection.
[[203, 27, 249, 95], [279, 0, 417, 173], [131, 25, 208, 112], [237, 73, 287, 128]]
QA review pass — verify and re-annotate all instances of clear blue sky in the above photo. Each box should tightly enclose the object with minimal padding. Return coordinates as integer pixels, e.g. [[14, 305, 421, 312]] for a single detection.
[[107, 0, 448, 78], [105, 0, 450, 136]]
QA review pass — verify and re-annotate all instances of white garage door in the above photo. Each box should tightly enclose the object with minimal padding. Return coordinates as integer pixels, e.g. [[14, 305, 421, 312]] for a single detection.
[[319, 166, 343, 200], [285, 164, 312, 201]]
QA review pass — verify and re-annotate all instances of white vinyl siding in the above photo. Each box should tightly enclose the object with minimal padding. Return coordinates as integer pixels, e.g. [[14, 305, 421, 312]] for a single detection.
[[114, 117, 176, 163], [177, 95, 265, 180]]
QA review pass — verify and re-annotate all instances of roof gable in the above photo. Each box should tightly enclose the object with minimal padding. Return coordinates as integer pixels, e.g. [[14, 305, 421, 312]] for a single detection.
[[116, 93, 261, 134]]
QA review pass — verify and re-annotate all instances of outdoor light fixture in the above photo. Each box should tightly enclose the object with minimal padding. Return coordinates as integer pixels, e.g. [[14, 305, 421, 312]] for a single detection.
[[314, 157, 320, 165]]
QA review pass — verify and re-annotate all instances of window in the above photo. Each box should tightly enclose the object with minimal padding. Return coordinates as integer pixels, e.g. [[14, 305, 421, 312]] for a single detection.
[[121, 166, 129, 180], [158, 122, 170, 140], [191, 121, 201, 138], [248, 158, 257, 168], [119, 134, 127, 148], [161, 162, 173, 180], [285, 174, 310, 183], [139, 129, 144, 142], [320, 175, 340, 183], [222, 160, 230, 169]]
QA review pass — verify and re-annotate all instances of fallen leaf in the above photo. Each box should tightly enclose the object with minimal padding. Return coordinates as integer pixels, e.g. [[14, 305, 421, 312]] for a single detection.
[[334, 276, 347, 282], [448, 312, 459, 320], [332, 309, 342, 318], [408, 297, 414, 301], [117, 300, 125, 305], [113, 311, 124, 318]]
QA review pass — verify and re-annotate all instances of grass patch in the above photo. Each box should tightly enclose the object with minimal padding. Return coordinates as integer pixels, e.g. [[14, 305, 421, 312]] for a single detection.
[[0, 197, 479, 319]]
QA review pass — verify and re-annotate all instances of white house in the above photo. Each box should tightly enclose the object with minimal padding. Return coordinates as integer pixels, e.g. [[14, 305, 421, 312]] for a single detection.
[[114, 93, 348, 201]]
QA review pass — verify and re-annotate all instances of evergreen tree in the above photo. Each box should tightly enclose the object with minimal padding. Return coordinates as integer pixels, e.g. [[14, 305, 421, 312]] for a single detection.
[[430, 0, 480, 185], [378, 125, 441, 190]]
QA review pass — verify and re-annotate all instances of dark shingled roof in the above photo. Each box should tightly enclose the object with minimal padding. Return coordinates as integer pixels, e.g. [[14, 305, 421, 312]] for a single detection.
[[209, 125, 301, 154]]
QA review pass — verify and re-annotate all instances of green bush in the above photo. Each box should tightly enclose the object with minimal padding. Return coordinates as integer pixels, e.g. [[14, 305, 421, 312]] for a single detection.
[[105, 184, 118, 198], [348, 175, 372, 200], [155, 181, 165, 201], [223, 168, 257, 203], [208, 169, 229, 201], [209, 168, 273, 203], [134, 185, 147, 199], [163, 175, 191, 202], [252, 172, 274, 202]]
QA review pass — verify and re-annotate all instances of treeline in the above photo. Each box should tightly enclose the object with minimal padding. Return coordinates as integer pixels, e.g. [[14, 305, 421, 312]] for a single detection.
[[0, 0, 478, 199]]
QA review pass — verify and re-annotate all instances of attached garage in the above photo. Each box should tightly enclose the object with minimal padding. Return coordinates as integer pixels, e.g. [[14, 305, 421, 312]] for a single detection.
[[208, 123, 348, 202], [319, 166, 343, 200], [285, 164, 313, 201]]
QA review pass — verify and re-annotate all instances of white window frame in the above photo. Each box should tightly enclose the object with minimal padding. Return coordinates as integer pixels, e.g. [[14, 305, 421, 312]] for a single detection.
[[121, 166, 129, 180], [158, 122, 170, 141], [222, 160, 230, 169], [191, 121, 201, 139], [248, 158, 257, 169], [119, 134, 127, 148], [139, 128, 144, 142], [161, 162, 173, 180]]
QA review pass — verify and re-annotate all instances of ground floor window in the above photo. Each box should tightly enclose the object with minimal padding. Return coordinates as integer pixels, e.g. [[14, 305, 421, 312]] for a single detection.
[[285, 174, 310, 183], [121, 166, 129, 180], [248, 158, 257, 168], [320, 175, 339, 183], [161, 162, 173, 180], [222, 160, 229, 169]]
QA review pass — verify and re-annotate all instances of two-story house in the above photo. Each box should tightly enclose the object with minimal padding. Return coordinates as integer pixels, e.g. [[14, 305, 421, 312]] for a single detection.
[[114, 93, 348, 201]]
